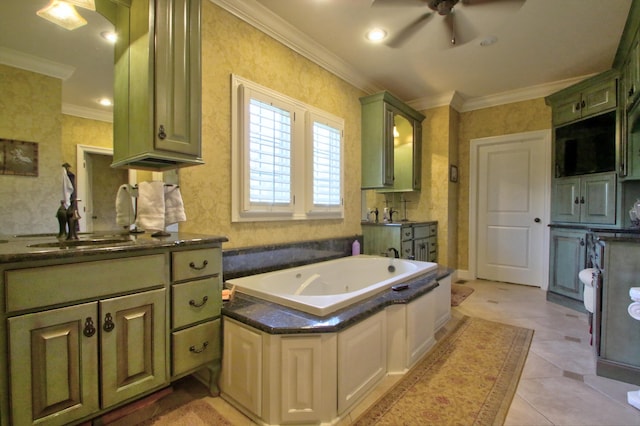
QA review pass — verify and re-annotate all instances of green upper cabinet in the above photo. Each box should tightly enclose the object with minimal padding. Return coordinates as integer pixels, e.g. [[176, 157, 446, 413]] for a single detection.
[[546, 71, 618, 127], [360, 92, 425, 191], [112, 0, 203, 171]]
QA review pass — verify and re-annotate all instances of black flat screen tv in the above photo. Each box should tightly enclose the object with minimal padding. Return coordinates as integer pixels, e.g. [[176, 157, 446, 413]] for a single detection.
[[554, 110, 616, 177]]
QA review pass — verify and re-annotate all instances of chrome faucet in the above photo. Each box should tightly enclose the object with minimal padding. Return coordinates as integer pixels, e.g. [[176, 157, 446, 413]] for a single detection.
[[387, 247, 399, 258]]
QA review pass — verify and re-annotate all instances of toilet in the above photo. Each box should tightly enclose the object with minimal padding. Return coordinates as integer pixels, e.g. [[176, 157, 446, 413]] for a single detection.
[[578, 268, 598, 313]]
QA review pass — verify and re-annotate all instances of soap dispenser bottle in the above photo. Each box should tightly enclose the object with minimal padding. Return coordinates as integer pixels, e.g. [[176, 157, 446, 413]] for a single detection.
[[352, 239, 360, 256]]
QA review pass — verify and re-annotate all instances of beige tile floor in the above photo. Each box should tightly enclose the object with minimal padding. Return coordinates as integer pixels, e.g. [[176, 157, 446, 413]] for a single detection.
[[134, 280, 640, 425]]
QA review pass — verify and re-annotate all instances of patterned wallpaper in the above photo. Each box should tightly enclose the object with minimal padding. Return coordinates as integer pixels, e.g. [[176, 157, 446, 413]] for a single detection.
[[457, 98, 552, 270], [0, 65, 62, 235], [0, 4, 553, 266], [179, 1, 367, 248]]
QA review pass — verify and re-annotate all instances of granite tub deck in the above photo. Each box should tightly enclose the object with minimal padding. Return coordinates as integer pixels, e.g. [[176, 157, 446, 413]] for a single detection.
[[222, 265, 452, 334]]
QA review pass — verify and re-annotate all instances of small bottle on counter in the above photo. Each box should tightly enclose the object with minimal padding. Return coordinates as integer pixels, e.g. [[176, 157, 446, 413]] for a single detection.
[[352, 239, 360, 256]]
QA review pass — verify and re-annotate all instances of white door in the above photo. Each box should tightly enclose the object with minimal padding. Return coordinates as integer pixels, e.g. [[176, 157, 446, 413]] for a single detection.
[[473, 130, 550, 287]]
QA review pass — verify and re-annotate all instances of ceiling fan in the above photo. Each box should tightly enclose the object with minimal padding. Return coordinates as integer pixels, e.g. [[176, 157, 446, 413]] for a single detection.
[[371, 0, 524, 47]]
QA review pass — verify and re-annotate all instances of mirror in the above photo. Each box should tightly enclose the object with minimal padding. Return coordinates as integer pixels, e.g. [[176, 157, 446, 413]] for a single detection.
[[0, 1, 151, 236]]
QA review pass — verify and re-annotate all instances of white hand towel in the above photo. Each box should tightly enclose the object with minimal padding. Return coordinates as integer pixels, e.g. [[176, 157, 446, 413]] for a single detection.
[[164, 185, 186, 226], [135, 181, 165, 231], [115, 184, 135, 227], [628, 302, 640, 321], [62, 167, 74, 208]]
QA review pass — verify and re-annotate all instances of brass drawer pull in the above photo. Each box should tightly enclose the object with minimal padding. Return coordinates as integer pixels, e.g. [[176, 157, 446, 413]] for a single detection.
[[189, 341, 209, 354], [189, 296, 209, 308], [83, 317, 96, 337], [103, 313, 115, 332], [189, 260, 209, 271]]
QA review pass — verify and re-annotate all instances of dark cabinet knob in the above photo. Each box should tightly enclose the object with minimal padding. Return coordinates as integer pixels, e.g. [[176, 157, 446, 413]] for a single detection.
[[158, 125, 167, 140], [534, 217, 541, 223], [103, 313, 115, 332], [83, 317, 96, 337]]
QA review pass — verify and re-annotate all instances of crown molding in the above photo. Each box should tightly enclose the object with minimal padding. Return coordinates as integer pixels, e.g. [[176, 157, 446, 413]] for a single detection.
[[209, 0, 383, 95], [209, 0, 601, 113], [63, 103, 113, 122], [0, 47, 75, 80]]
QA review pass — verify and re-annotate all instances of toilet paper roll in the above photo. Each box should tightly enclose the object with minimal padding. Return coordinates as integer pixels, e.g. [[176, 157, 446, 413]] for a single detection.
[[630, 287, 640, 302], [628, 302, 640, 321]]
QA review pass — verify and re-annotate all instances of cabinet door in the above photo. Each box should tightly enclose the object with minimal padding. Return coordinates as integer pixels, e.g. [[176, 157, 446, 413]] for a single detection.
[[8, 303, 99, 426], [221, 319, 263, 416], [552, 92, 582, 125], [100, 288, 167, 408], [622, 39, 640, 109], [582, 79, 617, 119], [548, 229, 587, 300], [626, 103, 640, 179], [360, 98, 393, 188], [280, 336, 324, 424], [337, 311, 386, 414], [580, 173, 616, 224], [154, 0, 201, 156], [406, 291, 435, 367], [413, 237, 428, 261], [551, 177, 581, 222], [362, 226, 401, 257]]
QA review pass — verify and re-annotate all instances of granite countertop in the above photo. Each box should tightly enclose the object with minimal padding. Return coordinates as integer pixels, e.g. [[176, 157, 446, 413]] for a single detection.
[[222, 265, 453, 335], [361, 220, 437, 227], [0, 231, 228, 263]]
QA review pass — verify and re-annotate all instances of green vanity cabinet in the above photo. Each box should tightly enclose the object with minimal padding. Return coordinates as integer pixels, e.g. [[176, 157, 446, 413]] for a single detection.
[[360, 92, 425, 191], [598, 239, 640, 386], [112, 0, 203, 170], [0, 235, 226, 426], [551, 173, 617, 224], [547, 72, 618, 126], [548, 228, 587, 302], [362, 222, 437, 262]]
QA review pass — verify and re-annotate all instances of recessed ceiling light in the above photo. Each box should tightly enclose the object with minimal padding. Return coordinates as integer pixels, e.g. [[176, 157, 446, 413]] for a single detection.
[[101, 31, 117, 43], [480, 36, 498, 47], [98, 98, 113, 107], [366, 28, 387, 42]]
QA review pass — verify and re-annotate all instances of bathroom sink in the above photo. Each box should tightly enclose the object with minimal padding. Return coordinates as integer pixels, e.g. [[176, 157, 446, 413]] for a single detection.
[[28, 237, 135, 249]]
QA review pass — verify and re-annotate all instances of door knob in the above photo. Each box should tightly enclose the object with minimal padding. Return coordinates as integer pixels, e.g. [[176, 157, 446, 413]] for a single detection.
[[534, 217, 541, 223]]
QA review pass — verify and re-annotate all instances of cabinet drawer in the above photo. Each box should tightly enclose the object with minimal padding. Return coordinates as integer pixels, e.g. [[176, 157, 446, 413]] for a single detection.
[[401, 240, 413, 258], [401, 227, 413, 241], [172, 277, 222, 328], [6, 254, 166, 312], [172, 248, 221, 282], [413, 224, 436, 239], [172, 319, 221, 376], [428, 237, 437, 253]]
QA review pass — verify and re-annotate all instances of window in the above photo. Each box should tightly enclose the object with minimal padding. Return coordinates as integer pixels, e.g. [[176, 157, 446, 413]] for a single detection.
[[231, 75, 344, 222]]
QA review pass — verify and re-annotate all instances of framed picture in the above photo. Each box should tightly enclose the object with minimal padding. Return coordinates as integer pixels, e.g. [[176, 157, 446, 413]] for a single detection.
[[449, 164, 458, 183], [0, 139, 38, 177]]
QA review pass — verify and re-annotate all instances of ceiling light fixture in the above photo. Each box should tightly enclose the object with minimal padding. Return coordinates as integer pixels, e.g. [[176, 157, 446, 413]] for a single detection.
[[366, 28, 387, 42], [101, 31, 117, 44], [65, 0, 96, 10], [98, 98, 113, 107], [36, 0, 87, 31]]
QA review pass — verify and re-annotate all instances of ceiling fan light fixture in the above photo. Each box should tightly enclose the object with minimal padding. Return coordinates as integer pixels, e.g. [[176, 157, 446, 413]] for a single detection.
[[366, 28, 387, 42], [428, 0, 459, 15], [36, 0, 87, 31], [65, 0, 95, 11]]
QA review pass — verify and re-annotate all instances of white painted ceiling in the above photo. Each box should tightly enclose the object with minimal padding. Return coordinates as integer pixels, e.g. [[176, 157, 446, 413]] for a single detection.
[[0, 0, 633, 120]]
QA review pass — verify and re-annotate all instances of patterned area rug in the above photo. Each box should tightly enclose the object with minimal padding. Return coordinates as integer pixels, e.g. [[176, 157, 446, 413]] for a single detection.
[[354, 316, 533, 426], [451, 283, 475, 306], [137, 399, 232, 425]]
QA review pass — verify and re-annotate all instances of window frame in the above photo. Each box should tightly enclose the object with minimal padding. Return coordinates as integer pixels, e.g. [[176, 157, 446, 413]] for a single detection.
[[231, 75, 344, 222]]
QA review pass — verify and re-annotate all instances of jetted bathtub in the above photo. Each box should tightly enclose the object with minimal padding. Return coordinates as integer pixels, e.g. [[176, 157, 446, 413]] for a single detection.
[[225, 255, 438, 316]]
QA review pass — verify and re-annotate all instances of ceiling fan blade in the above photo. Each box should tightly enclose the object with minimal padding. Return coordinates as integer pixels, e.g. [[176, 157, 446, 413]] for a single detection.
[[460, 0, 524, 5], [371, 0, 429, 7], [386, 12, 433, 48]]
